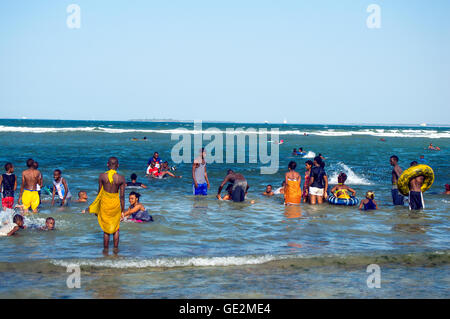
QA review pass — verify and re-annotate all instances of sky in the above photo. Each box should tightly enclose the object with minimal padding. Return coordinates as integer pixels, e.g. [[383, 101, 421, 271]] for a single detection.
[[0, 0, 449, 124]]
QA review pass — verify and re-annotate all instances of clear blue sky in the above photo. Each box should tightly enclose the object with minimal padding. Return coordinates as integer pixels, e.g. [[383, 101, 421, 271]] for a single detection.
[[1, 0, 449, 124]]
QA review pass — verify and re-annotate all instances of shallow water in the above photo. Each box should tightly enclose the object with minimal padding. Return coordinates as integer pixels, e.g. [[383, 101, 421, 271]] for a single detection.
[[0, 120, 449, 298]]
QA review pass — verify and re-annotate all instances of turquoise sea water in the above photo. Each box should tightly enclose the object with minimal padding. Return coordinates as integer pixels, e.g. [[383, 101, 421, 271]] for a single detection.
[[0, 119, 449, 298]]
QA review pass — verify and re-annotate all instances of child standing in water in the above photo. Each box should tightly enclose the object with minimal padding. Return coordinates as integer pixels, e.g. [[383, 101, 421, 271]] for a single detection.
[[330, 173, 356, 199], [0, 162, 17, 209], [51, 169, 72, 206], [359, 191, 378, 211], [0, 214, 24, 236]]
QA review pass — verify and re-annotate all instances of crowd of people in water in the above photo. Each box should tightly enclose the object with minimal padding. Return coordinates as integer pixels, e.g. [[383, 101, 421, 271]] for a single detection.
[[0, 145, 447, 252]]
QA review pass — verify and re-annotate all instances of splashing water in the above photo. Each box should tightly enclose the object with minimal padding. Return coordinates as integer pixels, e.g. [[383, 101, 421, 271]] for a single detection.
[[328, 162, 373, 185]]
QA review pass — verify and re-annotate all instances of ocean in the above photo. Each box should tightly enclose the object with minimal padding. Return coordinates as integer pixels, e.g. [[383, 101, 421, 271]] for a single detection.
[[0, 119, 449, 298]]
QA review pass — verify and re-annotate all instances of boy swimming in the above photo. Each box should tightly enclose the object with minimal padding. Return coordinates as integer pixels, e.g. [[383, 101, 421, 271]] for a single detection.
[[0, 214, 24, 237], [40, 217, 55, 230]]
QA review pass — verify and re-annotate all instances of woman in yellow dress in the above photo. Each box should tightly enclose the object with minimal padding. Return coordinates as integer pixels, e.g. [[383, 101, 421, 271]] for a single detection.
[[284, 161, 302, 206]]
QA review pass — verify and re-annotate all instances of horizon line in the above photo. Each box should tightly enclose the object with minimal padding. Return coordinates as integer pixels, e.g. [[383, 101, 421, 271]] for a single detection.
[[0, 117, 449, 127]]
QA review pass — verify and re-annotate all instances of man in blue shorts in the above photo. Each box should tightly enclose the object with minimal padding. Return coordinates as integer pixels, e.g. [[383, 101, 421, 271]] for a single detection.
[[192, 148, 209, 195]]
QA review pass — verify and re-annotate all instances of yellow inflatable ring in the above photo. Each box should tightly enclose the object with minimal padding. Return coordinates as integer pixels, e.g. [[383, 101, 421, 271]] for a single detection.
[[397, 164, 434, 196]]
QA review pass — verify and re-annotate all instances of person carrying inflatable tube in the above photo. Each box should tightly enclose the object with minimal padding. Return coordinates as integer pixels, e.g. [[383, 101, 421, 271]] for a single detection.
[[397, 161, 434, 210], [88, 157, 125, 251]]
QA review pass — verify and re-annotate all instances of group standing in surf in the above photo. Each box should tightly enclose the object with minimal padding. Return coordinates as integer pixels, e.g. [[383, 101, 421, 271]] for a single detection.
[[0, 145, 442, 252]]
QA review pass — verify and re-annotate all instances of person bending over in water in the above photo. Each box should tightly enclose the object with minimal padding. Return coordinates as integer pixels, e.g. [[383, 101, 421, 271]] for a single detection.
[[217, 170, 249, 203], [330, 173, 356, 199], [40, 217, 55, 230], [51, 169, 72, 207], [126, 173, 147, 188], [284, 161, 302, 206], [121, 192, 153, 222], [18, 159, 42, 214], [292, 148, 298, 156], [408, 161, 425, 210], [390, 155, 404, 206], [263, 185, 274, 196], [0, 214, 24, 237], [0, 162, 17, 210], [359, 191, 378, 211], [88, 157, 125, 252]]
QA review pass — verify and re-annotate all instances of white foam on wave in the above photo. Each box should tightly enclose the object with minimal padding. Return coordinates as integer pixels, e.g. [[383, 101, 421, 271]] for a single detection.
[[0, 125, 449, 138], [51, 254, 287, 269], [329, 162, 373, 185]]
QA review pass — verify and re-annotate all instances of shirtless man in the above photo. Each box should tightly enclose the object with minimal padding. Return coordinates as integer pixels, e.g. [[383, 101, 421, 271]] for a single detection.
[[408, 161, 425, 210], [390, 155, 404, 206], [217, 170, 249, 202], [18, 159, 42, 213], [90, 157, 126, 252]]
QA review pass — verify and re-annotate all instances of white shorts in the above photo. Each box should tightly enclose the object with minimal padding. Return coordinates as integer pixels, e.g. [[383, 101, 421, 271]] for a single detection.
[[309, 187, 324, 196]]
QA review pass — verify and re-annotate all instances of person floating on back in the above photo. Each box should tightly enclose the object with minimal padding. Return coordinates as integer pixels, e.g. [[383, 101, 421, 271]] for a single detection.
[[121, 191, 153, 222], [88, 157, 125, 252], [126, 173, 147, 188], [51, 169, 72, 207], [18, 159, 42, 214], [408, 161, 425, 210], [330, 173, 356, 199], [0, 214, 24, 237], [359, 191, 378, 211], [0, 162, 17, 210]]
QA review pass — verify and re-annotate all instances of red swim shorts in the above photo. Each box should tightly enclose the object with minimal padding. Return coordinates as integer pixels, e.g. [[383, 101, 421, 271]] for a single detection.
[[1, 197, 14, 209]]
